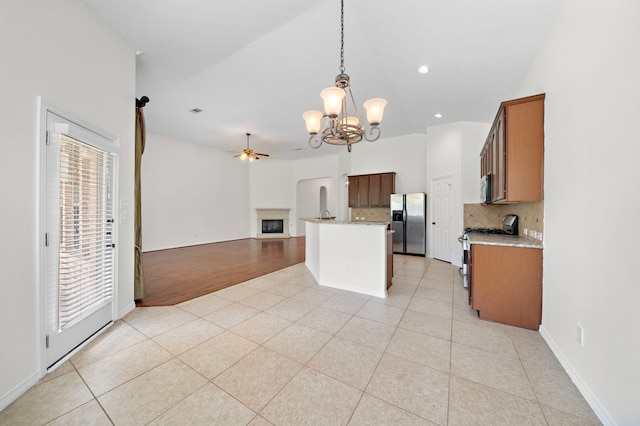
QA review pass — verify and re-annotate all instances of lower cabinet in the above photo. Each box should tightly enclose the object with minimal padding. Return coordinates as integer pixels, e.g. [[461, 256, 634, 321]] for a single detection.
[[470, 244, 542, 330]]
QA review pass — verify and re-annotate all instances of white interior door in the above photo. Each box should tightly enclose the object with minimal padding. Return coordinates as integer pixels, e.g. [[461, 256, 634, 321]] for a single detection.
[[44, 111, 116, 369], [431, 176, 453, 262]]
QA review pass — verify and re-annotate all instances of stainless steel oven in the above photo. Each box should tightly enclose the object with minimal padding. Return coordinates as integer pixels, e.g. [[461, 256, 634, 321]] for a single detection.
[[458, 233, 470, 288], [459, 214, 519, 291]]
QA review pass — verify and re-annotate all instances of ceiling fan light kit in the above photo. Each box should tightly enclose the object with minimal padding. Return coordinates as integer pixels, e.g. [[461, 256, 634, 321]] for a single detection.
[[302, 0, 387, 153], [235, 133, 269, 161]]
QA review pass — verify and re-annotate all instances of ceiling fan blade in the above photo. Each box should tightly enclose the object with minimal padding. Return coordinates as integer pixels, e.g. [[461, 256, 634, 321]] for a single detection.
[[233, 154, 241, 157], [255, 153, 270, 157]]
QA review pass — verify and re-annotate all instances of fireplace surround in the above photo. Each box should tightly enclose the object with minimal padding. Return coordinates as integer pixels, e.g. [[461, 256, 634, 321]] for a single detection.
[[256, 208, 290, 239]]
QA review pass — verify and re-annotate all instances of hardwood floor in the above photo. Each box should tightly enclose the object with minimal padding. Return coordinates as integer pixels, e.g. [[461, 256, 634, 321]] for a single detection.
[[137, 237, 306, 306]]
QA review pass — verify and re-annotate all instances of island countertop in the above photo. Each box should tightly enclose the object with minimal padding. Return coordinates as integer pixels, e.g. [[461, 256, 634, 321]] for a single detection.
[[300, 217, 389, 226]]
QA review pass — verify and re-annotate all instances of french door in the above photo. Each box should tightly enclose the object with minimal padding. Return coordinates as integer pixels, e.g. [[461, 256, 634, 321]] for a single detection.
[[44, 110, 116, 369]]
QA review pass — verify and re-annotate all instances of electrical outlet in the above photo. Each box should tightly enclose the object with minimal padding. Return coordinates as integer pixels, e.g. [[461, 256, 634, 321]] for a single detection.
[[576, 325, 584, 346], [523, 228, 528, 236], [538, 232, 543, 241]]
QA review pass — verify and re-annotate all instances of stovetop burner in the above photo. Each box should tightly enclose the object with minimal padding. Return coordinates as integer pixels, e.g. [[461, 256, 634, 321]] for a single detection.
[[464, 227, 509, 235]]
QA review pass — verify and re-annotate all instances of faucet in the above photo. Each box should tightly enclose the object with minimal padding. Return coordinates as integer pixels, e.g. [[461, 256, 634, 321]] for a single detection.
[[319, 209, 332, 219]]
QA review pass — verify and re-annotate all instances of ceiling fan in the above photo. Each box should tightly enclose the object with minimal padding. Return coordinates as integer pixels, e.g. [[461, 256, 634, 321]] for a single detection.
[[233, 133, 269, 161]]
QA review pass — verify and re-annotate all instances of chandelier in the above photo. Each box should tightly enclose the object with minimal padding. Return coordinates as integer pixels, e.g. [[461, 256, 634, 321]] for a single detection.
[[302, 0, 387, 153]]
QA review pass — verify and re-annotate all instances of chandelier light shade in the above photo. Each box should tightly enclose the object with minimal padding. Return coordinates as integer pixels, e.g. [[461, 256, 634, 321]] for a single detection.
[[363, 98, 388, 125], [320, 87, 346, 117], [302, 110, 323, 134], [303, 0, 387, 152]]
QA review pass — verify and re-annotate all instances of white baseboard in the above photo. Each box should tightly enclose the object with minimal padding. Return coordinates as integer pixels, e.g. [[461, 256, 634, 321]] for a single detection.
[[118, 301, 136, 319], [539, 325, 615, 425], [0, 371, 40, 412], [0, 302, 135, 413]]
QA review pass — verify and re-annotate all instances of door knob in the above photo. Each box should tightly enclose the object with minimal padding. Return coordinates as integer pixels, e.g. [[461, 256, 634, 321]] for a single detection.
[[432, 222, 436, 225]]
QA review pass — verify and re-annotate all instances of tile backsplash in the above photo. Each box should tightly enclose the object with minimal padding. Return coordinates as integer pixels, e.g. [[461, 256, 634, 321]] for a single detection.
[[350, 207, 390, 223], [464, 201, 544, 241]]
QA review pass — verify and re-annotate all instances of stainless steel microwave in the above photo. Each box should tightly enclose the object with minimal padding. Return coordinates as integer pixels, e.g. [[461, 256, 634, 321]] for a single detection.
[[481, 174, 491, 203]]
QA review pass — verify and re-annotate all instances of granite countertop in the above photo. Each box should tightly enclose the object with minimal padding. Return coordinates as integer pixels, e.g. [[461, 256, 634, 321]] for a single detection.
[[467, 233, 543, 249], [300, 217, 389, 226]]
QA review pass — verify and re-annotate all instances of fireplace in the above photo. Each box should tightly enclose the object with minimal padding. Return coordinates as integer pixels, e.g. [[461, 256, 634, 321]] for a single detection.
[[256, 208, 290, 239], [262, 219, 284, 234]]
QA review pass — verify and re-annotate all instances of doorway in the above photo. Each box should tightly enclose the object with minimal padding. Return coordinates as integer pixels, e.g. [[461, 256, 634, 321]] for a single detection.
[[295, 177, 334, 235], [42, 108, 117, 370]]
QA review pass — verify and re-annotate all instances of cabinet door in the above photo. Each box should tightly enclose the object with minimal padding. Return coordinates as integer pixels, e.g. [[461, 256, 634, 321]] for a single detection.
[[503, 97, 544, 202], [494, 107, 506, 202], [468, 246, 474, 306], [379, 173, 395, 207], [369, 174, 381, 207], [490, 128, 500, 201], [480, 143, 490, 178], [357, 175, 370, 207], [348, 176, 358, 208], [471, 244, 542, 330]]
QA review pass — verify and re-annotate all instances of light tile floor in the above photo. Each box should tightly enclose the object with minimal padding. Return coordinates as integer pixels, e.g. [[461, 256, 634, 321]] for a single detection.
[[0, 256, 601, 425]]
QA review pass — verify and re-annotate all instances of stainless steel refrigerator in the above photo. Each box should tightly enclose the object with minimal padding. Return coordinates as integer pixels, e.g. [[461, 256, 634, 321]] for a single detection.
[[390, 193, 426, 256]]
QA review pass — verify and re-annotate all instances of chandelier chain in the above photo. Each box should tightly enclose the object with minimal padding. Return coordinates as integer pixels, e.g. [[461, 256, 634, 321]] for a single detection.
[[302, 0, 386, 151], [339, 0, 345, 73]]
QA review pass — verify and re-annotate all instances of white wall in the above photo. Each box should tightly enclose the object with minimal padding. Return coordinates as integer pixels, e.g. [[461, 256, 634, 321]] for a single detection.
[[291, 155, 341, 234], [0, 0, 135, 408], [426, 123, 489, 263], [296, 178, 336, 235], [517, 1, 640, 423], [249, 159, 294, 237], [461, 123, 491, 203], [142, 133, 251, 251], [350, 134, 428, 193], [143, 138, 341, 245], [426, 124, 461, 261]]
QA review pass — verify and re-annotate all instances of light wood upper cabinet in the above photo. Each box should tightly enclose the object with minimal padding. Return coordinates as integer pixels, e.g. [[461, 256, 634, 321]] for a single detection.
[[481, 93, 544, 203], [348, 176, 359, 207], [348, 172, 395, 208], [379, 173, 395, 208], [357, 175, 369, 207], [369, 174, 381, 207]]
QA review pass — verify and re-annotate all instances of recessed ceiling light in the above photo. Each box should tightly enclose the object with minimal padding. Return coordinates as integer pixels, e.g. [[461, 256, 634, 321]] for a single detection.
[[418, 65, 430, 74], [189, 108, 203, 114], [434, 113, 443, 118]]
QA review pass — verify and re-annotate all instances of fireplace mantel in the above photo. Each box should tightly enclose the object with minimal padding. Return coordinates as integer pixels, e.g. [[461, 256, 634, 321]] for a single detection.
[[256, 208, 290, 239]]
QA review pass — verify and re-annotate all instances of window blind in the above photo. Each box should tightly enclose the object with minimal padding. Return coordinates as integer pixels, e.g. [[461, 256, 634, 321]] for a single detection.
[[58, 134, 114, 331]]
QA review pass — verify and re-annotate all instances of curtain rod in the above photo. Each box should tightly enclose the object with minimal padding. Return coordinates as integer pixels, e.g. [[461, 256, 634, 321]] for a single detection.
[[136, 96, 149, 108]]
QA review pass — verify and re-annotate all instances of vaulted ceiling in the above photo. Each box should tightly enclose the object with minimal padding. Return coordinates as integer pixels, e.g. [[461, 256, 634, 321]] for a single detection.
[[83, 0, 559, 159]]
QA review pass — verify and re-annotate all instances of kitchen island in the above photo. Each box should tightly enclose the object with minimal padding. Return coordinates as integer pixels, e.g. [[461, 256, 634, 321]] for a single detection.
[[302, 218, 391, 298]]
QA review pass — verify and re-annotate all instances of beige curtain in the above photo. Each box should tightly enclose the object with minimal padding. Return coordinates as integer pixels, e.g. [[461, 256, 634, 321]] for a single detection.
[[134, 103, 146, 300]]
